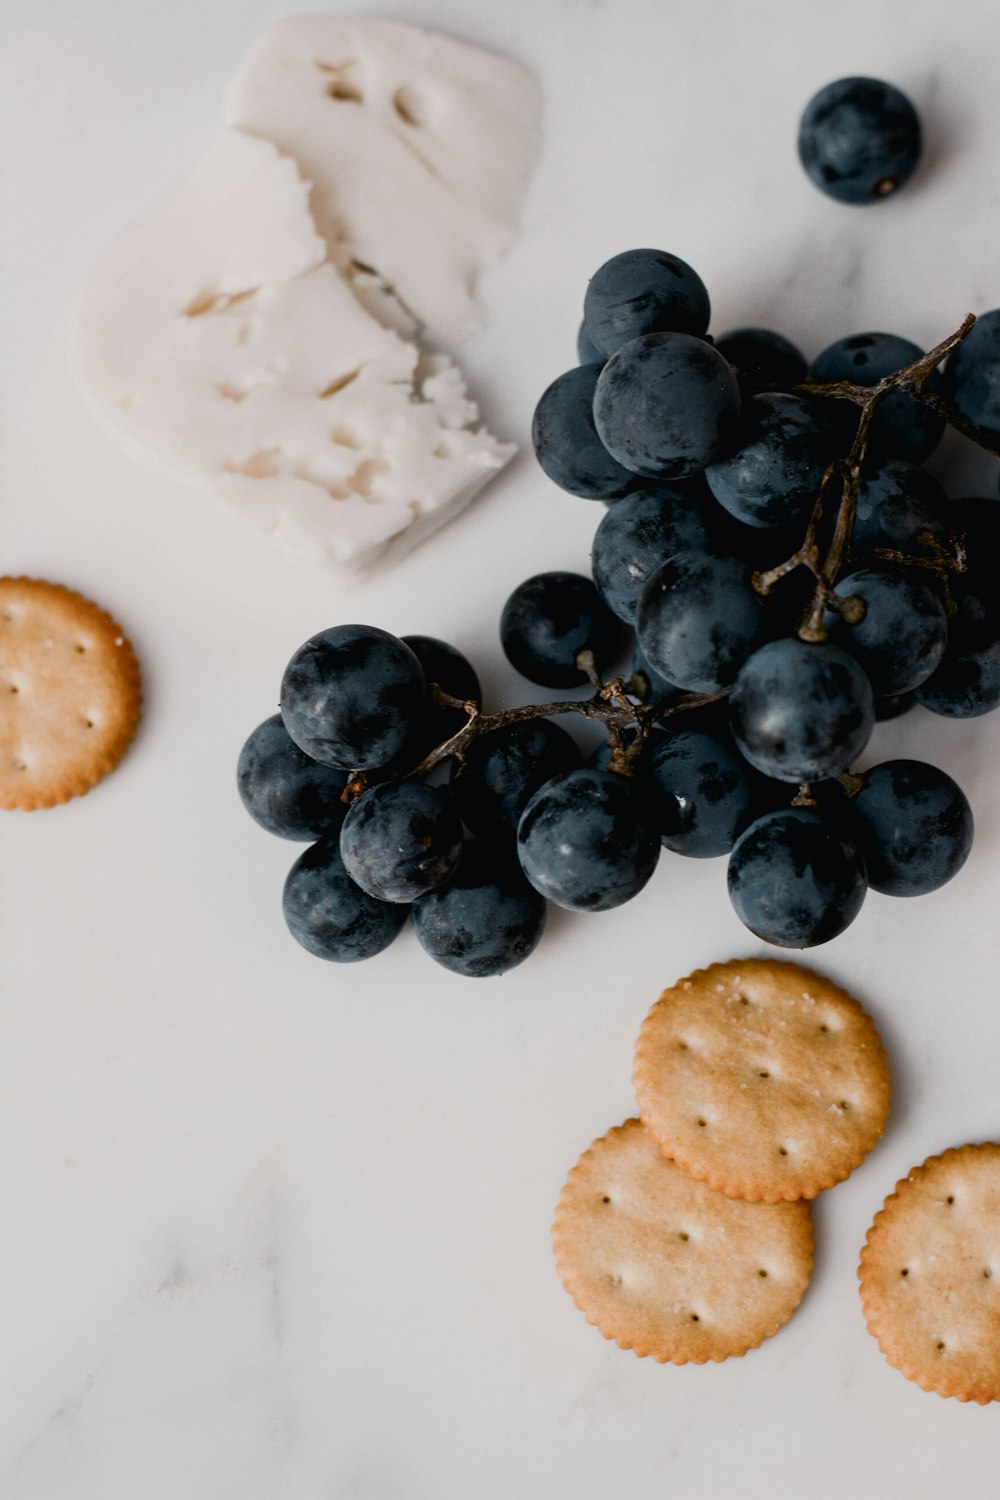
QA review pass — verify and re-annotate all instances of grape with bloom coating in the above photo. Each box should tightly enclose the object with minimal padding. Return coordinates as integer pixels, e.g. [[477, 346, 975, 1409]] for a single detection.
[[340, 782, 463, 903], [636, 550, 765, 692], [944, 308, 1000, 440], [454, 718, 582, 833], [715, 327, 807, 386], [237, 714, 348, 841], [648, 727, 758, 858], [850, 760, 973, 896], [501, 571, 620, 688], [809, 332, 944, 463], [594, 332, 741, 480], [411, 841, 547, 977], [280, 624, 425, 770], [532, 364, 634, 501], [730, 638, 874, 782], [705, 392, 834, 530], [583, 248, 710, 356], [797, 77, 921, 204], [728, 808, 868, 947], [517, 768, 659, 911], [591, 485, 714, 623], [828, 568, 947, 695], [283, 839, 407, 962]]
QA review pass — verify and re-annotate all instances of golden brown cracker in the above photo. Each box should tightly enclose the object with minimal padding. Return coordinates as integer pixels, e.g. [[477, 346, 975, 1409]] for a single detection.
[[633, 958, 890, 1203], [552, 1118, 814, 1364], [859, 1143, 1000, 1403], [0, 577, 142, 810]]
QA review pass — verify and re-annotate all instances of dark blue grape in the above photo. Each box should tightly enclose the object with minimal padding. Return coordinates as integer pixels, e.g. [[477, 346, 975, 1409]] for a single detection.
[[714, 328, 808, 387], [593, 333, 741, 480], [531, 365, 634, 501], [583, 249, 710, 356], [728, 808, 868, 947], [874, 690, 917, 722], [729, 638, 874, 782], [636, 550, 765, 692], [591, 486, 715, 623], [809, 333, 944, 463], [237, 714, 349, 840], [853, 459, 948, 558], [705, 393, 834, 529], [411, 841, 547, 977], [944, 309, 1000, 440], [339, 781, 463, 902], [400, 635, 480, 763], [454, 718, 582, 834], [829, 568, 947, 694], [577, 321, 605, 366], [915, 590, 1000, 717], [850, 760, 973, 897], [648, 728, 757, 857], [500, 571, 621, 688], [517, 768, 659, 911], [280, 624, 425, 770], [282, 838, 407, 961], [797, 77, 921, 204]]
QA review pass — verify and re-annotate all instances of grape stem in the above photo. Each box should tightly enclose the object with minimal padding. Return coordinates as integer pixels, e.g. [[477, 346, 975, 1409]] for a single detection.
[[752, 314, 999, 641]]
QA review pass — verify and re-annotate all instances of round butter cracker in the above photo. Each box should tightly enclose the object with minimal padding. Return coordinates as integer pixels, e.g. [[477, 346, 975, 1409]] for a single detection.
[[0, 578, 142, 810], [552, 1118, 814, 1364], [859, 1143, 1000, 1403], [633, 958, 891, 1202]]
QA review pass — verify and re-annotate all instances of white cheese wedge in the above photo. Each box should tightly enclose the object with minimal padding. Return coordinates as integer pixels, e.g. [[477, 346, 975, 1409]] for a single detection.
[[224, 14, 542, 345], [71, 128, 515, 571]]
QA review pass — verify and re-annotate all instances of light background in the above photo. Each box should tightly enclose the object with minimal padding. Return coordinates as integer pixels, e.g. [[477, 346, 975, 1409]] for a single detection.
[[2, 1, 999, 1495]]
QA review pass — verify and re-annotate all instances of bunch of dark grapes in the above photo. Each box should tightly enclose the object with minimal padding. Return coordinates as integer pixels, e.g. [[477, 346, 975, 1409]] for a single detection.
[[529, 246, 998, 948], [238, 251, 998, 973]]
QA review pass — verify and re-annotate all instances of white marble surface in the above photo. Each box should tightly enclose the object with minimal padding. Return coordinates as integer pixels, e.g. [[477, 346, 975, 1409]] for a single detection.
[[2, 1, 999, 1495]]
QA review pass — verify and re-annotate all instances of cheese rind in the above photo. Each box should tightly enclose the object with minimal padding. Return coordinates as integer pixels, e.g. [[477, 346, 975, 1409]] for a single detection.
[[224, 14, 542, 345], [71, 128, 514, 571]]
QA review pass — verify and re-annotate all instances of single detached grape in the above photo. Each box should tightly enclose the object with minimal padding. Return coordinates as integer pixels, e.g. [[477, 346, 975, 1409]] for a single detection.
[[648, 727, 757, 858], [500, 571, 620, 688], [237, 713, 349, 841], [340, 781, 463, 903], [730, 638, 874, 782], [401, 635, 481, 763], [411, 841, 547, 977], [797, 77, 922, 204], [915, 591, 1000, 718], [636, 550, 765, 692], [577, 321, 605, 366], [591, 485, 714, 623], [280, 624, 425, 770], [852, 459, 948, 558], [714, 327, 808, 386], [593, 332, 741, 480], [850, 759, 974, 897], [728, 808, 868, 947], [705, 393, 834, 530], [453, 718, 583, 834], [582, 248, 711, 356], [828, 567, 947, 695], [283, 838, 407, 962], [809, 333, 944, 463], [944, 308, 1000, 440], [517, 768, 660, 911], [531, 364, 635, 501]]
